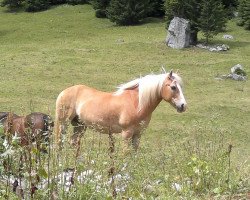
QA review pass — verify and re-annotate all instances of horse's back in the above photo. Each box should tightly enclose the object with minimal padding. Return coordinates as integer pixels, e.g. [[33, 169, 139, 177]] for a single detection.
[[56, 85, 93, 120], [0, 112, 19, 124], [25, 112, 53, 132]]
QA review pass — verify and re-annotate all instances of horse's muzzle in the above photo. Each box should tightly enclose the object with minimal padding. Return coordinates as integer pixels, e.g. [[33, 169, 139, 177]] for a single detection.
[[177, 103, 186, 113]]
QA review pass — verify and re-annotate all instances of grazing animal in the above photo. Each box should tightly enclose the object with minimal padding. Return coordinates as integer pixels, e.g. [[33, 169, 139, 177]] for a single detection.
[[0, 112, 53, 147], [55, 70, 187, 150]]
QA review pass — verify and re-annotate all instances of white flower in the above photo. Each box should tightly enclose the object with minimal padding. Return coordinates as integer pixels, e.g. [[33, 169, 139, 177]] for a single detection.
[[172, 183, 182, 191], [3, 139, 9, 149], [12, 132, 21, 141]]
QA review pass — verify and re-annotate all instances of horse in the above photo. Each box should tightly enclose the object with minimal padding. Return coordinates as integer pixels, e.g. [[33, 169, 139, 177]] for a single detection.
[[0, 112, 54, 147], [0, 112, 54, 196], [55, 70, 187, 150]]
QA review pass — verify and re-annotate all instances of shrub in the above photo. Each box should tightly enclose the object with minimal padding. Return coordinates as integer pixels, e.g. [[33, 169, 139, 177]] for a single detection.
[[24, 0, 50, 12], [147, 0, 165, 18], [95, 9, 106, 18], [91, 0, 110, 18], [50, 0, 66, 5], [237, 0, 250, 30], [1, 0, 23, 10], [107, 0, 150, 25], [199, 0, 227, 44], [66, 0, 88, 5]]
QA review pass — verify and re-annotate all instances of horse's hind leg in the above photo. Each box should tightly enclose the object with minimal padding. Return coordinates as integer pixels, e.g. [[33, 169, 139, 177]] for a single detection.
[[71, 116, 86, 147], [54, 103, 71, 147]]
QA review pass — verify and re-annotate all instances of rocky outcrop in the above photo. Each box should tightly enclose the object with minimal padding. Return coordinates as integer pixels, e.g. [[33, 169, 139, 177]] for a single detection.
[[166, 17, 191, 49], [196, 43, 230, 52], [215, 64, 247, 81]]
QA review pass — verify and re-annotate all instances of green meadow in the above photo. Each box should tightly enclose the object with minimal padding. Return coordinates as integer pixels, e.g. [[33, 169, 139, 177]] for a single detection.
[[0, 4, 249, 199]]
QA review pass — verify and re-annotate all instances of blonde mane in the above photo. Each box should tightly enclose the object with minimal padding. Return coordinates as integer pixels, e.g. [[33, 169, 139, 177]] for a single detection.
[[115, 73, 182, 111]]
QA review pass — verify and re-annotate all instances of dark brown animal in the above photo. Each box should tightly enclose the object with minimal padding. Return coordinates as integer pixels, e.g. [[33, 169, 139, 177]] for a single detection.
[[0, 112, 53, 147]]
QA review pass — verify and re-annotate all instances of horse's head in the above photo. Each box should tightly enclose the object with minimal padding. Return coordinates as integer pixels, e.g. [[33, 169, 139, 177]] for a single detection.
[[161, 71, 187, 113]]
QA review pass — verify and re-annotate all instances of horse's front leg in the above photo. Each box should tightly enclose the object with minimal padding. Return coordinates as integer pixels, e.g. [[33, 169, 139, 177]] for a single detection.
[[121, 130, 140, 153], [132, 133, 141, 151]]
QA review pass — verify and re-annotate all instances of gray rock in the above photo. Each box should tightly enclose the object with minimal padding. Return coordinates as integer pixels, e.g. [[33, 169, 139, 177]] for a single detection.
[[166, 17, 190, 49], [223, 34, 234, 40], [196, 43, 208, 49], [231, 64, 244, 74], [215, 64, 247, 81], [196, 43, 229, 52], [232, 73, 246, 81], [208, 44, 229, 52]]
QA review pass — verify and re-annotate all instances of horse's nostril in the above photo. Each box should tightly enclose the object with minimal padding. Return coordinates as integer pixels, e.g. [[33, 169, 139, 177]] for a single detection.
[[181, 104, 184, 110]]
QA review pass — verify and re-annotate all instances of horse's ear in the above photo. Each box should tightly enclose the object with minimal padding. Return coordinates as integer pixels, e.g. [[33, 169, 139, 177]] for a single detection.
[[161, 66, 167, 74], [169, 69, 173, 78]]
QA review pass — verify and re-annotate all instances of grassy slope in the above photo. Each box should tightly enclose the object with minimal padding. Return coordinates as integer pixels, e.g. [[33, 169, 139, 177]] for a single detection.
[[0, 4, 249, 198]]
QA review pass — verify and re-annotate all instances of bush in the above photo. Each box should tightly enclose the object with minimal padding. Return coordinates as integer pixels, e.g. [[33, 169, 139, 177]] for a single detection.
[[91, 0, 110, 18], [1, 0, 23, 10], [25, 0, 50, 12], [147, 0, 165, 18], [237, 0, 250, 30], [199, 0, 227, 44], [66, 0, 88, 5], [95, 9, 106, 18], [107, 0, 150, 25], [50, 0, 66, 5]]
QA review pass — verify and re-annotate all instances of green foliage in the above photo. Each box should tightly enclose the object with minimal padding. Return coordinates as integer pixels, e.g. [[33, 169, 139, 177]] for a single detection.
[[147, 0, 165, 17], [222, 0, 238, 8], [50, 0, 66, 5], [0, 0, 23, 10], [199, 0, 227, 44], [66, 0, 88, 5], [107, 0, 151, 25], [164, 125, 248, 197], [91, 0, 110, 18], [237, 0, 250, 30], [222, 0, 239, 18], [94, 9, 106, 18], [24, 0, 50, 12], [165, 0, 186, 24]]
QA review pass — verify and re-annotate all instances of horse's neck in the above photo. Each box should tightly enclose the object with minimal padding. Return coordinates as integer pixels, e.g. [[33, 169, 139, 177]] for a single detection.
[[127, 89, 162, 118], [139, 98, 162, 118]]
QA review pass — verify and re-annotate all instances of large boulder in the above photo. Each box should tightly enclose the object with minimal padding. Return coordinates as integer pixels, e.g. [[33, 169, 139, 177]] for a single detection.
[[166, 17, 190, 49]]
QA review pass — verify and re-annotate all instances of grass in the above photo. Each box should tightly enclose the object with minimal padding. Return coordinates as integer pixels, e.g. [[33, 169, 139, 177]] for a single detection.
[[0, 4, 250, 199]]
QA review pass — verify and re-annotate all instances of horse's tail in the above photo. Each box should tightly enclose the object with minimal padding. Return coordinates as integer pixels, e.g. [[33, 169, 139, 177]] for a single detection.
[[54, 91, 66, 146], [54, 97, 61, 146]]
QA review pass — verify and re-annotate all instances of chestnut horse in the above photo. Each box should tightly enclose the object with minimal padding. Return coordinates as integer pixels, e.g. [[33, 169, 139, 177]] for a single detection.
[[0, 112, 53, 147], [55, 70, 187, 150]]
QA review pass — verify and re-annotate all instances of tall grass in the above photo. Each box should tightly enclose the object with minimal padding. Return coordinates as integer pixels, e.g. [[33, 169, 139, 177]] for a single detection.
[[0, 120, 249, 199]]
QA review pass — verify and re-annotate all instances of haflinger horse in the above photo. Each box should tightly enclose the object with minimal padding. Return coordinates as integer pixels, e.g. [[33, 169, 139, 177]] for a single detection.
[[55, 70, 187, 150], [0, 112, 54, 148]]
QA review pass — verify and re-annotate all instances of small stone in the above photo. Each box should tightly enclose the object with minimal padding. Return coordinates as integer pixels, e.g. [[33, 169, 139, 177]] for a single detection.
[[231, 64, 244, 74], [223, 34, 234, 40]]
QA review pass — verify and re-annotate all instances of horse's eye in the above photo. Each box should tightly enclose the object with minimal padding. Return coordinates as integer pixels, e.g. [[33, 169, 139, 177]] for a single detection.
[[171, 86, 177, 91]]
